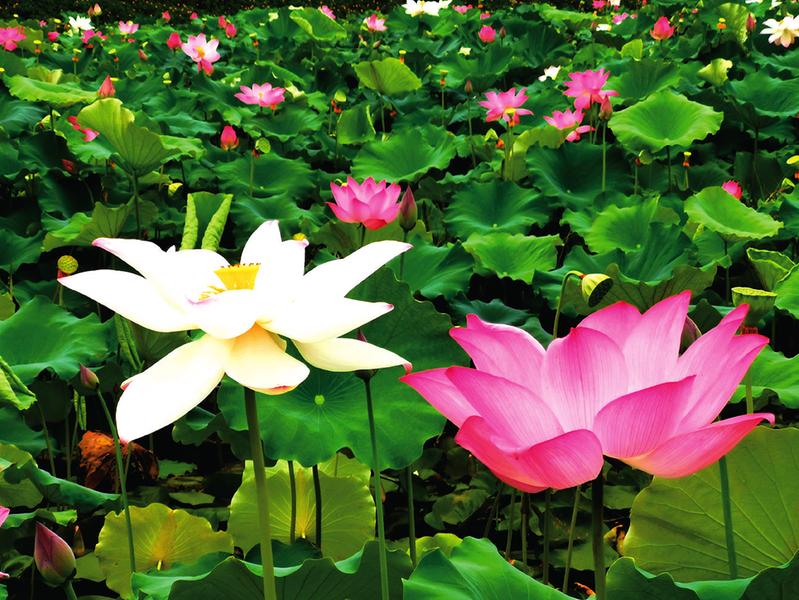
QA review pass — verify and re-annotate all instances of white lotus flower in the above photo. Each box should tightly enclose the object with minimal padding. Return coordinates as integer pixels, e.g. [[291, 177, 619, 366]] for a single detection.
[[68, 16, 93, 32], [538, 65, 561, 81], [761, 14, 799, 47], [60, 222, 411, 442], [403, 0, 452, 17]]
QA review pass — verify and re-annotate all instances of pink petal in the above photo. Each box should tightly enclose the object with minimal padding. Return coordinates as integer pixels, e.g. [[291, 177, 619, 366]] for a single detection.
[[401, 368, 475, 427], [578, 300, 642, 347], [624, 415, 774, 478], [593, 377, 695, 458], [446, 366, 563, 446], [449, 314, 545, 388]]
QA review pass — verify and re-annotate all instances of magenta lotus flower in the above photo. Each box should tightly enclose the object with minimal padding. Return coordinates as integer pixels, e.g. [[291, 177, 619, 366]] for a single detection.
[[162, 11, 171, 22], [453, 4, 472, 14], [47, 31, 59, 42], [320, 5, 336, 20], [479, 88, 533, 127], [329, 177, 402, 230], [225, 22, 237, 38], [0, 27, 25, 51], [235, 83, 286, 109], [220, 125, 238, 150], [651, 16, 675, 40], [167, 32, 182, 50], [613, 12, 630, 24], [722, 180, 743, 200], [182, 33, 221, 75], [118, 21, 139, 35], [81, 29, 107, 44], [364, 14, 387, 32], [402, 292, 773, 492], [478, 25, 496, 43], [67, 116, 99, 142], [563, 68, 618, 112], [544, 108, 593, 142]]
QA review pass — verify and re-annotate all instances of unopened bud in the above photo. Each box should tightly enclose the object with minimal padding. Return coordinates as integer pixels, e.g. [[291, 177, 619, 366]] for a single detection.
[[34, 523, 76, 587], [399, 187, 417, 232], [97, 75, 115, 98], [464, 79, 473, 95], [680, 316, 701, 352], [79, 365, 99, 390]]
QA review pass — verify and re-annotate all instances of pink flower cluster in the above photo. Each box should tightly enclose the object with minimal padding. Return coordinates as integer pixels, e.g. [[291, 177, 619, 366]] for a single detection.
[[0, 27, 25, 51]]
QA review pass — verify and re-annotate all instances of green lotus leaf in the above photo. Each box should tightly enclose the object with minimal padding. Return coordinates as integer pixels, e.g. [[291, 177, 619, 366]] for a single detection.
[[0, 296, 109, 384], [229, 457, 374, 559], [0, 96, 46, 136], [684, 187, 782, 242], [445, 180, 550, 239], [774, 264, 799, 320], [0, 440, 43, 508], [728, 71, 799, 118], [625, 427, 799, 581], [246, 105, 326, 142], [389, 239, 473, 299], [214, 153, 314, 201], [747, 248, 794, 291], [336, 104, 376, 145], [42, 199, 152, 252], [610, 91, 723, 153], [463, 233, 561, 282], [0, 356, 35, 411], [352, 127, 455, 182], [290, 7, 347, 41], [354, 58, 422, 96], [434, 44, 514, 91], [96, 503, 233, 598], [77, 99, 182, 176], [0, 228, 41, 274], [697, 58, 733, 87], [733, 346, 799, 408], [5, 74, 96, 107], [404, 537, 571, 599], [583, 198, 661, 254], [611, 59, 680, 102]]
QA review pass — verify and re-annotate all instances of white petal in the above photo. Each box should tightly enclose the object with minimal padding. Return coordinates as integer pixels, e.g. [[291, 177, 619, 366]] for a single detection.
[[116, 335, 232, 441], [225, 326, 310, 393], [254, 239, 308, 317], [294, 337, 409, 372], [93, 238, 166, 279], [189, 290, 260, 339], [158, 249, 229, 302], [241, 221, 282, 265], [300, 241, 411, 298], [265, 298, 394, 343], [59, 270, 195, 332]]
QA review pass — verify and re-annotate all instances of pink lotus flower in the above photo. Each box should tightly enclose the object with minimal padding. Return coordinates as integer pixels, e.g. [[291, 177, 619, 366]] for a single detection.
[[328, 177, 402, 230], [364, 14, 387, 32], [0, 27, 25, 51], [402, 292, 773, 491], [320, 5, 336, 20], [218, 15, 228, 28], [650, 16, 675, 40], [479, 12, 491, 19], [47, 31, 59, 42], [722, 180, 743, 200], [593, 0, 606, 9], [82, 29, 107, 44], [453, 4, 472, 14], [235, 83, 286, 109], [97, 75, 115, 98], [544, 108, 593, 142], [220, 125, 238, 150], [225, 22, 237, 38], [182, 34, 220, 75], [478, 25, 496, 43], [613, 12, 630, 24], [162, 11, 171, 22], [563, 68, 618, 111], [190, 12, 200, 20], [118, 21, 139, 35], [0, 506, 7, 579], [479, 88, 533, 127], [68, 116, 99, 142], [167, 32, 182, 50]]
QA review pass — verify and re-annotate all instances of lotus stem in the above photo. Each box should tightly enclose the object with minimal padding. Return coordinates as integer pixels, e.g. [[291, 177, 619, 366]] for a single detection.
[[63, 581, 78, 600], [542, 489, 551, 583], [96, 389, 136, 574], [553, 271, 582, 339], [312, 464, 322, 550], [718, 456, 738, 579], [591, 474, 606, 600], [406, 466, 417, 567], [521, 493, 529, 567], [244, 388, 277, 600], [36, 402, 57, 476], [601, 122, 607, 193], [745, 372, 754, 415], [131, 174, 141, 238], [288, 460, 297, 543], [504, 489, 516, 559], [363, 378, 390, 600], [562, 485, 581, 593], [666, 145, 672, 192]]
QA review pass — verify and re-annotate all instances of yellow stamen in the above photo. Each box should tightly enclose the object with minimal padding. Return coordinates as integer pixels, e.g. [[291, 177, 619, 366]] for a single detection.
[[214, 264, 260, 290]]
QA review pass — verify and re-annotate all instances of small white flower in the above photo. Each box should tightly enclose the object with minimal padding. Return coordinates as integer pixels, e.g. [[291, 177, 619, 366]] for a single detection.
[[596, 23, 612, 31], [538, 65, 561, 81], [68, 15, 93, 32], [761, 14, 799, 47], [403, 0, 452, 17], [458, 46, 472, 56]]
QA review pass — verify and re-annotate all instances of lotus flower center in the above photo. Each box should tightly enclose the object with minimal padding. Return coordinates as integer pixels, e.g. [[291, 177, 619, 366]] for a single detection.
[[214, 264, 260, 290], [196, 46, 205, 58]]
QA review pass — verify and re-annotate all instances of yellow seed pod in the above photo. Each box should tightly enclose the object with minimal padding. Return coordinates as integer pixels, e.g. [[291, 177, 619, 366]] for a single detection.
[[292, 232, 307, 241], [57, 255, 79, 275]]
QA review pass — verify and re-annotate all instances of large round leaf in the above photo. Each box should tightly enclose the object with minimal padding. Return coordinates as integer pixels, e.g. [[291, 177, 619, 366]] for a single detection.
[[354, 58, 422, 96], [96, 503, 233, 598], [733, 347, 799, 408], [351, 127, 455, 182], [0, 297, 109, 384], [625, 427, 799, 581], [463, 233, 561, 282], [444, 181, 550, 239], [728, 71, 799, 118], [228, 457, 374, 560], [389, 239, 474, 299], [611, 59, 680, 102], [684, 187, 783, 242], [610, 91, 723, 153], [6, 75, 96, 107]]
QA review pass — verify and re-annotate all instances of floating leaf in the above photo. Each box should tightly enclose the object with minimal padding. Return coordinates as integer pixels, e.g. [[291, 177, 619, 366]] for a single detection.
[[336, 104, 375, 146], [6, 75, 96, 106], [352, 127, 455, 182], [733, 347, 799, 408], [684, 187, 782, 242], [354, 58, 422, 96], [463, 233, 561, 282]]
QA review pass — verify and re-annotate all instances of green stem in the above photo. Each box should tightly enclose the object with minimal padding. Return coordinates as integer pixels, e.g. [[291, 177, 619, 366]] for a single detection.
[[288, 460, 297, 544], [244, 388, 277, 600], [467, 101, 476, 168], [380, 96, 386, 133], [65, 413, 71, 481], [553, 271, 581, 339], [249, 152, 255, 198], [406, 466, 417, 567], [666, 146, 672, 192], [364, 378, 389, 600], [97, 389, 136, 573], [399, 230, 408, 280], [63, 581, 78, 600], [601, 122, 607, 193], [504, 489, 516, 559], [542, 489, 551, 583], [359, 224, 366, 249], [482, 486, 502, 538], [36, 402, 57, 476], [312, 464, 322, 550], [745, 372, 753, 415], [719, 456, 738, 579], [562, 486, 581, 594], [724, 239, 731, 303], [520, 493, 528, 567], [592, 475, 606, 600], [131, 174, 141, 238], [49, 106, 55, 133]]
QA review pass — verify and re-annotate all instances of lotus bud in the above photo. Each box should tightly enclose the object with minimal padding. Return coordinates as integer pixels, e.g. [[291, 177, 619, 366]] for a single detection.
[[399, 49, 406, 64], [680, 315, 701, 352], [57, 255, 78, 277], [166, 32, 182, 50], [79, 365, 99, 390], [499, 26, 507, 38], [580, 273, 613, 307], [88, 3, 101, 17], [464, 79, 473, 95], [220, 125, 239, 151], [399, 187, 417, 232], [34, 523, 76, 587], [162, 11, 171, 22], [598, 96, 613, 120], [746, 14, 756, 32], [97, 75, 115, 98], [732, 287, 777, 329]]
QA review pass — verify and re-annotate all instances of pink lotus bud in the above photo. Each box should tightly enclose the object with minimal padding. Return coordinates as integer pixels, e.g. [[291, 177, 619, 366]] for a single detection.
[[722, 180, 742, 200], [79, 365, 99, 390], [218, 15, 228, 28], [680, 316, 701, 352], [34, 523, 76, 587], [399, 187, 417, 232], [162, 11, 171, 22], [190, 12, 200, 20], [47, 31, 59, 42], [97, 75, 115, 98], [499, 26, 507, 39], [88, 3, 101, 17], [478, 25, 496, 43], [464, 79, 473, 95], [138, 48, 148, 62], [650, 16, 675, 41], [167, 32, 182, 50], [746, 14, 756, 32], [225, 22, 237, 38], [599, 95, 613, 120], [220, 125, 239, 151]]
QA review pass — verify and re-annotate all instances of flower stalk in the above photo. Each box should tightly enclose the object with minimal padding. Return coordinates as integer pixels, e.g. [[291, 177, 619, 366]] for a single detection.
[[591, 474, 606, 600]]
